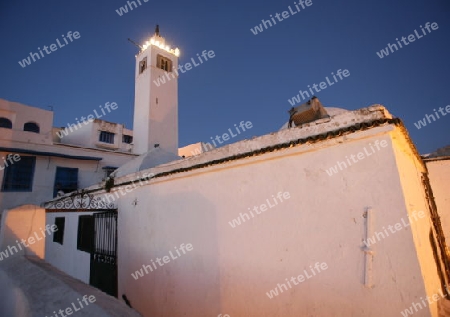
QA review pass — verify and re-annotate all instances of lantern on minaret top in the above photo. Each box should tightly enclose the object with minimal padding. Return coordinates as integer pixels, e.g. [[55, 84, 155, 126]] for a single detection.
[[140, 25, 180, 57]]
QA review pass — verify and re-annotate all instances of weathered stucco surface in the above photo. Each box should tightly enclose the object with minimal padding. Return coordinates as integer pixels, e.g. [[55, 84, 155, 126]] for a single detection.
[[42, 106, 448, 317]]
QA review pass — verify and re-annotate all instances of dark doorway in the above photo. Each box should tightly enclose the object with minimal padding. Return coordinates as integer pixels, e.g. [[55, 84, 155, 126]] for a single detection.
[[89, 211, 118, 297]]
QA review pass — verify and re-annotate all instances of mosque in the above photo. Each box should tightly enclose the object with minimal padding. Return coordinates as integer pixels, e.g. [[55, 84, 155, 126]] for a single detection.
[[1, 27, 450, 317]]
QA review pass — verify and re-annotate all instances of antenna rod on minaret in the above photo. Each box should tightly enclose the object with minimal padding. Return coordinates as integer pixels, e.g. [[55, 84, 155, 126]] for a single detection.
[[155, 24, 160, 36], [128, 38, 143, 50]]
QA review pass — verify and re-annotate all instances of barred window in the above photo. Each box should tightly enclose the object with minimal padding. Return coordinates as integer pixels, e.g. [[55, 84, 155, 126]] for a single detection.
[[2, 156, 36, 192], [99, 131, 115, 144]]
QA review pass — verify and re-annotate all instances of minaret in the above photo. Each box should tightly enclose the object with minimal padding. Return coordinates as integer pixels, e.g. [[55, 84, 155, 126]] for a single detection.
[[132, 25, 180, 155]]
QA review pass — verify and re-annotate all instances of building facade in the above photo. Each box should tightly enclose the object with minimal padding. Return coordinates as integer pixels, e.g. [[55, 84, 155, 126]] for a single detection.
[[0, 98, 137, 213], [2, 27, 449, 316], [42, 105, 450, 317]]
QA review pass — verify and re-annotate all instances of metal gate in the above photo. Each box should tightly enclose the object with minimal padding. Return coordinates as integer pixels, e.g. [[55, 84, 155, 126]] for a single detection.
[[90, 211, 118, 297]]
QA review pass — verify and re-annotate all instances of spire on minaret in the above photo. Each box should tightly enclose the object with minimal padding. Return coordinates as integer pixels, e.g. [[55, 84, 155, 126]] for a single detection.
[[140, 26, 180, 57]]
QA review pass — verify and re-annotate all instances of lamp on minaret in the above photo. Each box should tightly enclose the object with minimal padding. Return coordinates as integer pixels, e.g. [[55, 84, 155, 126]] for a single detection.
[[132, 26, 180, 155]]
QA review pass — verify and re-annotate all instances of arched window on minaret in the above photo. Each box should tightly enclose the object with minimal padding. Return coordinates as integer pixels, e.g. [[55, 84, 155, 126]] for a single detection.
[[139, 57, 147, 74], [157, 55, 172, 72]]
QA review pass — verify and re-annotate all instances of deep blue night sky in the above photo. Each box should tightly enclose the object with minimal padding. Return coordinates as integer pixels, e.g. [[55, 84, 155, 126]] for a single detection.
[[0, 0, 448, 154]]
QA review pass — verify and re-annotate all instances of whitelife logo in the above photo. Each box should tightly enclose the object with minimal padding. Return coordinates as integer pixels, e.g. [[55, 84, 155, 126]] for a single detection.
[[287, 69, 350, 106], [56, 102, 118, 139], [362, 210, 426, 247], [153, 50, 215, 87], [100, 172, 155, 205], [266, 262, 328, 299], [115, 0, 149, 16], [44, 295, 96, 317], [18, 31, 81, 68], [228, 192, 290, 228], [376, 22, 439, 59], [0, 225, 58, 261], [400, 287, 449, 316], [0, 154, 21, 171], [190, 121, 253, 156], [414, 105, 450, 129], [131, 243, 193, 280], [250, 0, 313, 35], [325, 139, 388, 176]]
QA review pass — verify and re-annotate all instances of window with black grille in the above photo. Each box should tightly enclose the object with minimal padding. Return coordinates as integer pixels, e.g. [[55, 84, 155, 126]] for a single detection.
[[53, 217, 65, 245], [99, 131, 115, 144], [2, 156, 36, 192]]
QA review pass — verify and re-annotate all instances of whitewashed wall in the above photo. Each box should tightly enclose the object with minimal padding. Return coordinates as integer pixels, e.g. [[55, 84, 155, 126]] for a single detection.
[[390, 129, 445, 317], [0, 98, 53, 146], [426, 159, 450, 248], [45, 211, 96, 284], [58, 119, 133, 152], [0, 98, 136, 213], [0, 205, 46, 260], [0, 151, 133, 212], [115, 125, 441, 317]]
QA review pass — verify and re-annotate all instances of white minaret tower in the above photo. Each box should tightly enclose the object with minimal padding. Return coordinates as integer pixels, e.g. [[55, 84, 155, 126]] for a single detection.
[[133, 25, 179, 155]]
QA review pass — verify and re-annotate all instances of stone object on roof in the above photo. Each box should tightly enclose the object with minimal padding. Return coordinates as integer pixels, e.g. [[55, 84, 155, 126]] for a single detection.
[[279, 106, 349, 131], [288, 97, 330, 128]]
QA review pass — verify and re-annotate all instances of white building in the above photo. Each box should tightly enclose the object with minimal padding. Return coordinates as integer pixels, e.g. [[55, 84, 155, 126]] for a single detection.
[[2, 26, 449, 317], [55, 117, 134, 153], [42, 103, 450, 317], [0, 98, 138, 266], [0, 99, 137, 213]]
